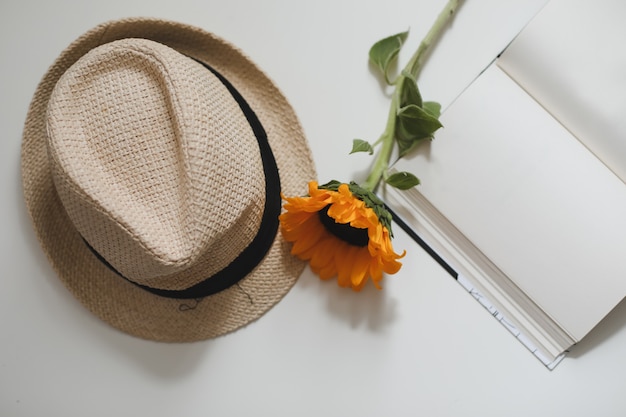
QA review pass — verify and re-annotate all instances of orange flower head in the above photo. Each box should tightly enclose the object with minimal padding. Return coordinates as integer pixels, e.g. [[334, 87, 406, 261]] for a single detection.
[[279, 181, 405, 291]]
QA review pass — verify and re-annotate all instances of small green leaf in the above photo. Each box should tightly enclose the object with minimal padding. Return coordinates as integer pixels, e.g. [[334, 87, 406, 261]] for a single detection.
[[399, 74, 422, 108], [350, 139, 374, 155], [369, 30, 409, 84], [385, 171, 420, 190], [396, 104, 443, 141], [423, 101, 442, 118]]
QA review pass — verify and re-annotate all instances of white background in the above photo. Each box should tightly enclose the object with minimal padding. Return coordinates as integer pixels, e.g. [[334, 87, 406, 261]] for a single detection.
[[2, 0, 626, 416]]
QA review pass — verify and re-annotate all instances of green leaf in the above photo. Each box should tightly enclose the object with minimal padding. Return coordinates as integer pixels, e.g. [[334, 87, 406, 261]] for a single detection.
[[399, 73, 422, 108], [422, 101, 441, 118], [394, 101, 443, 157], [369, 30, 409, 84], [385, 171, 420, 190], [350, 139, 374, 155], [396, 136, 430, 158], [396, 104, 443, 141]]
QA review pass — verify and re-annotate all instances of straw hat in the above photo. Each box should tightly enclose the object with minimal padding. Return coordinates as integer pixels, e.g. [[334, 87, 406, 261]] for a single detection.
[[21, 18, 316, 341]]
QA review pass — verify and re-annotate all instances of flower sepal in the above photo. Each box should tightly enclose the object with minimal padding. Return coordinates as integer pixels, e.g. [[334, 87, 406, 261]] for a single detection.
[[318, 180, 394, 237]]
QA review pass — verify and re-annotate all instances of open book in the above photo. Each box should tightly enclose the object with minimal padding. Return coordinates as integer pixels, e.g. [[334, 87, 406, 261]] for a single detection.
[[384, 0, 626, 368]]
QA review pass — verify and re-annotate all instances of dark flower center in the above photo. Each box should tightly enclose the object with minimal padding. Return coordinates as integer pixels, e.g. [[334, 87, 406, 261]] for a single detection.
[[318, 205, 369, 247]]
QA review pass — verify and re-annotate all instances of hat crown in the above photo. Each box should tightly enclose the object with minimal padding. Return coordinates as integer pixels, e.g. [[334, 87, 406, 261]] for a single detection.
[[46, 39, 266, 289]]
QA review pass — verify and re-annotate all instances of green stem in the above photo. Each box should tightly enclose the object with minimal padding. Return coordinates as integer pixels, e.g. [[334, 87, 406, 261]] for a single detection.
[[362, 88, 401, 191], [406, 0, 462, 79], [362, 0, 462, 192]]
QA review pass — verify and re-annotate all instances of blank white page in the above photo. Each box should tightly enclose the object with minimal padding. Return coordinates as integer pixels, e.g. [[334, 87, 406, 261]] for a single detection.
[[393, 63, 626, 341], [498, 0, 626, 184]]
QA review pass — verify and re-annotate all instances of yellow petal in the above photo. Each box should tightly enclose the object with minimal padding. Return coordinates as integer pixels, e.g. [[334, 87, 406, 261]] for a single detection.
[[350, 248, 371, 290]]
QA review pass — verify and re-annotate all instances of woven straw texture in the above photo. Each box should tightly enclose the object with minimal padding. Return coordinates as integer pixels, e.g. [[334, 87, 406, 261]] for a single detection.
[[21, 18, 316, 342]]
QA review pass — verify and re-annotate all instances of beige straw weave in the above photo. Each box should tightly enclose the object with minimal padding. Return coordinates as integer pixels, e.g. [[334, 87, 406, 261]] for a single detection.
[[21, 18, 316, 341]]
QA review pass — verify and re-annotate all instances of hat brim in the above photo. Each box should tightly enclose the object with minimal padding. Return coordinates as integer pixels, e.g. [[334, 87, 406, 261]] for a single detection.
[[21, 18, 316, 341]]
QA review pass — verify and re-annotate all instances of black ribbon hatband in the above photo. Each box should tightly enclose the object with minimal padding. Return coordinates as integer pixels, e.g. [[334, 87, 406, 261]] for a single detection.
[[84, 60, 282, 299]]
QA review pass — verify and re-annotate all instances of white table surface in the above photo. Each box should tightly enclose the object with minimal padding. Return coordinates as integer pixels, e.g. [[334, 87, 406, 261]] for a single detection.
[[2, 0, 626, 416]]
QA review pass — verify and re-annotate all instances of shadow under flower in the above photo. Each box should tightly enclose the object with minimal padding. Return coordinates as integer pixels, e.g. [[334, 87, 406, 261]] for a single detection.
[[298, 266, 398, 333]]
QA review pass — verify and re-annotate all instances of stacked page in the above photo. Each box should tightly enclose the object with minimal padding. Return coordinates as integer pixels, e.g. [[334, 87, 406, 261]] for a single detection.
[[384, 0, 626, 365]]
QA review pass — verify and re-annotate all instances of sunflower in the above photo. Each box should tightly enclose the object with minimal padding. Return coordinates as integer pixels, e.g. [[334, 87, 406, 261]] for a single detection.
[[279, 181, 405, 291]]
